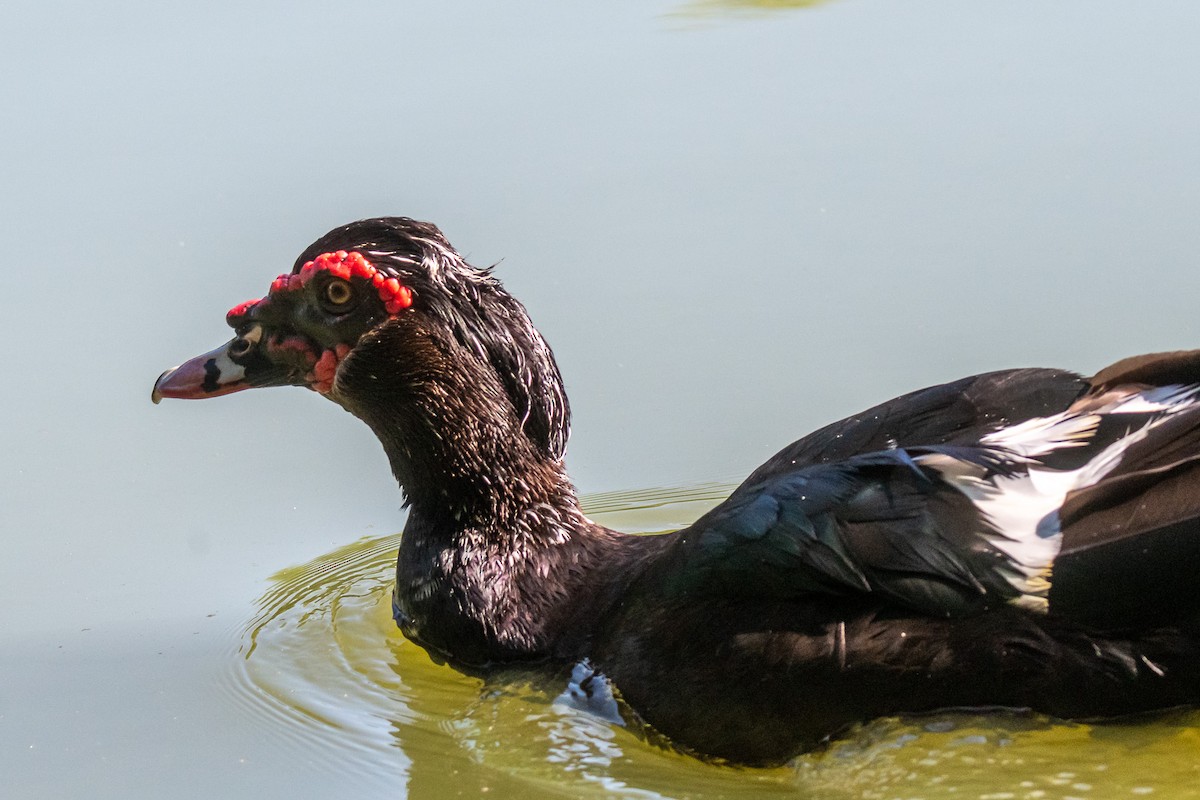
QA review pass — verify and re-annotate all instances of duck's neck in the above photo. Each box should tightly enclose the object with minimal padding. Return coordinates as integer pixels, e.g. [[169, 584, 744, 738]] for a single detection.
[[385, 447, 624, 667], [335, 316, 636, 666]]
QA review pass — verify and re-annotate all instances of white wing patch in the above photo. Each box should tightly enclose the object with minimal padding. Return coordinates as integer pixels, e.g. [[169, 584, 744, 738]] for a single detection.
[[1102, 384, 1200, 415], [917, 384, 1200, 612], [978, 410, 1100, 458]]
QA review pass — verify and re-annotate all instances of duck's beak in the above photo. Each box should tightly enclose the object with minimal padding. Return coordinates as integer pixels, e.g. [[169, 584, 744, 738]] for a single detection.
[[152, 340, 250, 404]]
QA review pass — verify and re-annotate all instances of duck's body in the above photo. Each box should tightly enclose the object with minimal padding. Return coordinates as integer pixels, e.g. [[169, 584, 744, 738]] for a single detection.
[[155, 218, 1200, 764]]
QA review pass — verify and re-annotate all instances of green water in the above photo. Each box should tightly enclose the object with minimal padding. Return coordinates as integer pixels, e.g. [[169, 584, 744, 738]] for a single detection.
[[231, 487, 1200, 799]]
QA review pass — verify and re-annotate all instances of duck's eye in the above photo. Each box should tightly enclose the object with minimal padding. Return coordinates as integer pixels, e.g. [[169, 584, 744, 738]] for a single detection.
[[321, 278, 355, 312]]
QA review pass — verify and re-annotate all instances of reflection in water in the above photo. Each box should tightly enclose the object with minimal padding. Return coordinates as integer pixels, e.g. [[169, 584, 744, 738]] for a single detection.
[[232, 486, 1200, 800], [675, 0, 833, 17]]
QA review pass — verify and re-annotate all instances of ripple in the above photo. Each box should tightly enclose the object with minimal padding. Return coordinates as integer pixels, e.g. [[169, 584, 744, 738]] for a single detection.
[[225, 531, 411, 783]]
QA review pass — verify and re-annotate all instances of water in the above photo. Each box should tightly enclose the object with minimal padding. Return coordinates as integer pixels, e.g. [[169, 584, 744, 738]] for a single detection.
[[5, 0, 1200, 797]]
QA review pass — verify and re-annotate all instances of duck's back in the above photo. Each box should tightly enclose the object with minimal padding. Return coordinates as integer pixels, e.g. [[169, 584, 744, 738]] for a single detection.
[[744, 367, 1087, 481]]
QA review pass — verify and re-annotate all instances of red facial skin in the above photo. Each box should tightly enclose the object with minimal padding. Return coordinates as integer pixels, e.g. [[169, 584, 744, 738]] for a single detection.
[[309, 344, 353, 394]]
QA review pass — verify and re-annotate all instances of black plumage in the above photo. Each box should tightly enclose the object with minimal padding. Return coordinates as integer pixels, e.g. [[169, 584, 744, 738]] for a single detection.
[[154, 218, 1200, 765]]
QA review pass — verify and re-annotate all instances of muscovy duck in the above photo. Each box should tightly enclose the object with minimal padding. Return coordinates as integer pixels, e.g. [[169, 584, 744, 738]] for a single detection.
[[153, 217, 1200, 765]]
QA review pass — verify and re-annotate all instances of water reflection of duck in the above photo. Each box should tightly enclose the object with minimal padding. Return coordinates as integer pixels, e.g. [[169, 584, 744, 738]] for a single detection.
[[154, 217, 1200, 765]]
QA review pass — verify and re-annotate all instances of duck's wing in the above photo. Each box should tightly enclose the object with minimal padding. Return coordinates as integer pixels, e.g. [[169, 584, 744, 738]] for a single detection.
[[663, 367, 1090, 618], [667, 380, 1200, 622], [667, 445, 1045, 616]]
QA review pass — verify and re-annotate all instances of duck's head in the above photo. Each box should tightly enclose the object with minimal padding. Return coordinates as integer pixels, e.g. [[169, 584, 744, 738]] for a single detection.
[[153, 218, 572, 489]]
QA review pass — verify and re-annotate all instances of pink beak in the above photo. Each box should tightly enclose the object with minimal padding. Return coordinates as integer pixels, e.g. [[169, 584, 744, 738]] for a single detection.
[[152, 340, 251, 403]]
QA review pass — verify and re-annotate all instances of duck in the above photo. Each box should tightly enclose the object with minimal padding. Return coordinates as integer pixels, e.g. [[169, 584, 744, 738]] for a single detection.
[[153, 217, 1200, 765]]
